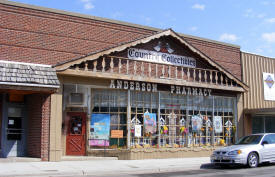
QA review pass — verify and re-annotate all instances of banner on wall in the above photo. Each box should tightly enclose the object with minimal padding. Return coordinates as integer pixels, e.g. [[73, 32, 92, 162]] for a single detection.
[[144, 112, 157, 134], [214, 116, 223, 133], [191, 115, 202, 132], [263, 72, 275, 101], [89, 114, 110, 146]]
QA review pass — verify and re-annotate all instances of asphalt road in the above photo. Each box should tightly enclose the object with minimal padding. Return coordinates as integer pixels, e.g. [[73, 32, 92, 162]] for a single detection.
[[129, 163, 275, 177]]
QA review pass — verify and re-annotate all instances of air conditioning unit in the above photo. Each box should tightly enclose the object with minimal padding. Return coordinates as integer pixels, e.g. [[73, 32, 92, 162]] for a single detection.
[[69, 93, 84, 105]]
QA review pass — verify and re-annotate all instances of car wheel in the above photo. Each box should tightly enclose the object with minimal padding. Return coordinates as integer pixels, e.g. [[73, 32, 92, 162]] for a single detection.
[[247, 152, 258, 168]]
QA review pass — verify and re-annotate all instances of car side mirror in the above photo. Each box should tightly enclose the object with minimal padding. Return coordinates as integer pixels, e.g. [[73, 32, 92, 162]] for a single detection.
[[262, 141, 268, 146]]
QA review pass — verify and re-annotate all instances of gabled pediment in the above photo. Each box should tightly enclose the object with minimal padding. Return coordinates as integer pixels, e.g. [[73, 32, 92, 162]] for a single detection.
[[56, 29, 248, 91]]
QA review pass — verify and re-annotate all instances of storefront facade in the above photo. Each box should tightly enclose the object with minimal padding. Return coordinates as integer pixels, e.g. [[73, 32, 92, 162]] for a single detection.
[[3, 0, 275, 162], [242, 52, 275, 135], [57, 30, 247, 159], [0, 0, 248, 161], [0, 60, 59, 160]]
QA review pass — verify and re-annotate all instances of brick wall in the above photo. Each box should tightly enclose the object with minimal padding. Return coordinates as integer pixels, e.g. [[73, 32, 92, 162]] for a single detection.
[[184, 37, 242, 80], [0, 2, 241, 80], [27, 93, 51, 161], [0, 3, 154, 66]]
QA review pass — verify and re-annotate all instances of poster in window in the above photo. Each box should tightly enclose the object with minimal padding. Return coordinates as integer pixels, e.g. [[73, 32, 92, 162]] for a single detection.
[[135, 125, 142, 137], [214, 116, 223, 133], [191, 115, 202, 132], [144, 112, 157, 134], [263, 72, 275, 101], [89, 114, 110, 146], [111, 130, 123, 138]]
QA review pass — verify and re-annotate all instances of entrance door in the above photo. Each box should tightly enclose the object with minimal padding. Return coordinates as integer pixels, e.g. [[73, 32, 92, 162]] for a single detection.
[[66, 112, 86, 156], [1, 105, 26, 157]]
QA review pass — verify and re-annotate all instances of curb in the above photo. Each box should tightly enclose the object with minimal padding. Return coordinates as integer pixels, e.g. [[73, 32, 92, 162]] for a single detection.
[[0, 164, 208, 177], [0, 158, 212, 177]]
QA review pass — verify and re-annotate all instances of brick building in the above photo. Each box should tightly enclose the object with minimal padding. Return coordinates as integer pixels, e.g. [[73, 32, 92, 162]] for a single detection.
[[0, 0, 250, 161]]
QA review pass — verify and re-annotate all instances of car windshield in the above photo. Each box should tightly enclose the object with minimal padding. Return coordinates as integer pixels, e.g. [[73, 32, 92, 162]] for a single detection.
[[235, 135, 263, 145]]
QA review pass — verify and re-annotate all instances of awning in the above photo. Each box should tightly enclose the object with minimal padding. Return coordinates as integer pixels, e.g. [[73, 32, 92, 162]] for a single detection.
[[0, 60, 60, 90]]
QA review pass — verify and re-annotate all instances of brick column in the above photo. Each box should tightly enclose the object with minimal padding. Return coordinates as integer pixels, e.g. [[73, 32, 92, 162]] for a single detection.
[[41, 94, 51, 161], [27, 94, 51, 161]]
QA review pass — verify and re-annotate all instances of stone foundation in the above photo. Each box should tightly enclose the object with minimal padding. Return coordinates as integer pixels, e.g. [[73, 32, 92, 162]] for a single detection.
[[88, 147, 218, 160]]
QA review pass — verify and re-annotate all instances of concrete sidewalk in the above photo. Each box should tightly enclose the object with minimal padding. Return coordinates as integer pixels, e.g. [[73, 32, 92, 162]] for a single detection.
[[0, 157, 211, 177]]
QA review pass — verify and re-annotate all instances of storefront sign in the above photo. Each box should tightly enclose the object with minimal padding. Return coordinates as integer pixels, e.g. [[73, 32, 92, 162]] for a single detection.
[[128, 48, 196, 68], [214, 116, 223, 133], [135, 125, 142, 137], [263, 72, 275, 101], [110, 80, 157, 92], [171, 85, 212, 96], [90, 114, 110, 146], [111, 130, 123, 138]]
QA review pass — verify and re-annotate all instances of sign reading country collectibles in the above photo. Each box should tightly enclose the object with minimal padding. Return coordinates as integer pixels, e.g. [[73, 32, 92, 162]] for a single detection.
[[128, 48, 196, 68]]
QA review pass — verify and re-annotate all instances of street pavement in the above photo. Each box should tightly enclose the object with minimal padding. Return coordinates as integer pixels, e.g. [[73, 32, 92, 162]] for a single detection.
[[0, 157, 210, 177]]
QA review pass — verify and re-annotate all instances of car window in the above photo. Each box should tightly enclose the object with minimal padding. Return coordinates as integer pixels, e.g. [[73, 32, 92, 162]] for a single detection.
[[236, 135, 263, 145], [262, 135, 271, 144], [263, 134, 275, 144]]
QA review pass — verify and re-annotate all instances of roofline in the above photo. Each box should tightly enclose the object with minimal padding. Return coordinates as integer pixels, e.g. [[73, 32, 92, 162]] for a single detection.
[[55, 29, 248, 91], [0, 60, 52, 68], [1, 0, 240, 49], [179, 32, 240, 49], [241, 51, 275, 60], [0, 81, 60, 88]]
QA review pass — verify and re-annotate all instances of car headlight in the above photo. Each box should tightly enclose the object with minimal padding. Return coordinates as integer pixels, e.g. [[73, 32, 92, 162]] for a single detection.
[[228, 150, 242, 155]]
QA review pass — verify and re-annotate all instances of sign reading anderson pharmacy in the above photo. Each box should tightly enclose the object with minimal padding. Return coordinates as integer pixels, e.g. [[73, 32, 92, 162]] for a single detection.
[[110, 80, 212, 96], [127, 48, 196, 68]]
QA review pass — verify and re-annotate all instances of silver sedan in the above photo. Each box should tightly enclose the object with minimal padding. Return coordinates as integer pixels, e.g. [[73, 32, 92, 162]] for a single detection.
[[211, 133, 275, 168]]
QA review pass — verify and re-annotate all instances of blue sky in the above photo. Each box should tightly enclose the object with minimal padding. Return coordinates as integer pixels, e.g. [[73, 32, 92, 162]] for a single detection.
[[11, 0, 275, 58]]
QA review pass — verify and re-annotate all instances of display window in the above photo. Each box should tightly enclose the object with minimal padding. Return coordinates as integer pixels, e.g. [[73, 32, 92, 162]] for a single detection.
[[129, 91, 236, 148], [66, 85, 236, 150], [130, 91, 158, 148], [213, 97, 235, 145], [90, 89, 127, 149], [159, 93, 186, 148]]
